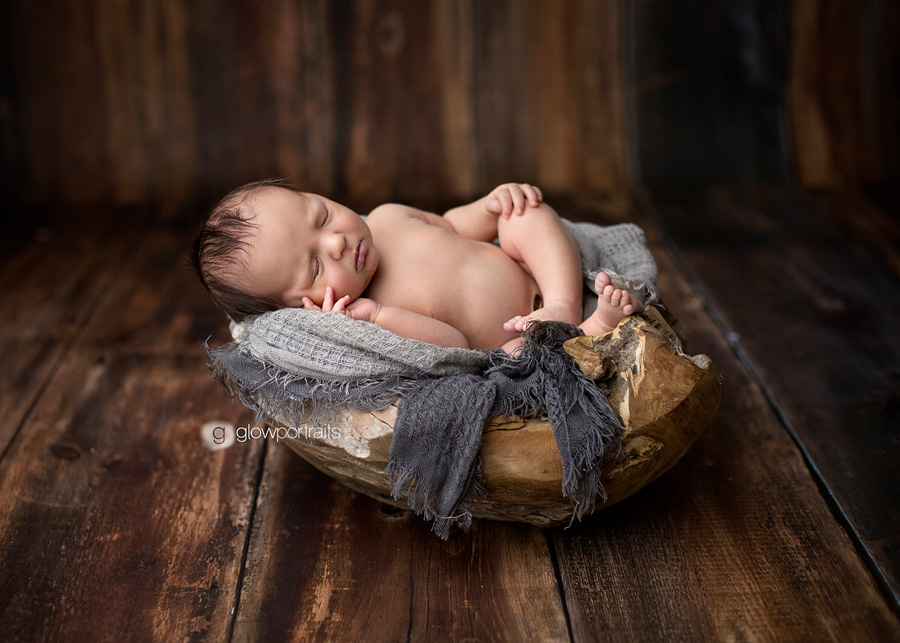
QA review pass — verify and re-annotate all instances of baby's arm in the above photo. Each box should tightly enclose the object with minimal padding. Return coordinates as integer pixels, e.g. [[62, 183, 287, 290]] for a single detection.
[[302, 288, 470, 349], [443, 183, 543, 241], [370, 305, 471, 348]]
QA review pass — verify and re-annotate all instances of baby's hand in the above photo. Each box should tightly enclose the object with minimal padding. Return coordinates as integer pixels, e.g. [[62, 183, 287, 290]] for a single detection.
[[301, 286, 349, 314], [485, 183, 543, 219], [301, 287, 380, 323], [341, 297, 381, 323]]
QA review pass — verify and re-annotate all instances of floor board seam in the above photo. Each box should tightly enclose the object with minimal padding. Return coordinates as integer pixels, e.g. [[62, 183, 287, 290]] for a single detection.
[[226, 440, 269, 642], [546, 530, 575, 642]]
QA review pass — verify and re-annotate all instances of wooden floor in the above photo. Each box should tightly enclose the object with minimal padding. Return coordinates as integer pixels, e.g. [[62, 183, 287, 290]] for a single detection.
[[1, 186, 898, 641]]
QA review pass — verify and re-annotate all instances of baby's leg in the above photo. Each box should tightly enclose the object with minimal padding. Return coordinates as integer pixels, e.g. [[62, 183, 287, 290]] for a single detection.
[[579, 272, 644, 336], [498, 202, 584, 333]]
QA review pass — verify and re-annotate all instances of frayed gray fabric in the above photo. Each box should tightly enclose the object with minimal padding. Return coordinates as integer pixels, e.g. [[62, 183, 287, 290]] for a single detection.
[[383, 321, 624, 539], [487, 322, 623, 521], [206, 321, 625, 538], [563, 221, 660, 311], [388, 374, 495, 539], [206, 339, 419, 427]]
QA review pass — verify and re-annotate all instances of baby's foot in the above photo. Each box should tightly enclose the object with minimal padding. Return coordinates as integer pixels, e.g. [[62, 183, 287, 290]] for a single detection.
[[503, 301, 583, 334], [579, 272, 644, 336]]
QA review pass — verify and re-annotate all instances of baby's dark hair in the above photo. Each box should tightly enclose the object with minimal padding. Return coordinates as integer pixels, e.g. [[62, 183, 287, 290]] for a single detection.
[[190, 177, 295, 321]]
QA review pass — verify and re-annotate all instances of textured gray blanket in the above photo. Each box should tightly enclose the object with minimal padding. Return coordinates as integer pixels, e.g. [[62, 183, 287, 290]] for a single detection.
[[210, 220, 659, 537], [209, 321, 622, 538]]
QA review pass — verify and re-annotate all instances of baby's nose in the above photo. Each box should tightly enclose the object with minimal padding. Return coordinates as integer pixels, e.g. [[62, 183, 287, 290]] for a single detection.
[[326, 232, 346, 258]]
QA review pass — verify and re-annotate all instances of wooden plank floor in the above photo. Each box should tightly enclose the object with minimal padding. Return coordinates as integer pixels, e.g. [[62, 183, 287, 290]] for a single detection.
[[1, 189, 898, 642], [635, 186, 900, 607]]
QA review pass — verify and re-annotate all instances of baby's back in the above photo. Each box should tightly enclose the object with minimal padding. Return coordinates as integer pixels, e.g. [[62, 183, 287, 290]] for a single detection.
[[365, 205, 539, 350]]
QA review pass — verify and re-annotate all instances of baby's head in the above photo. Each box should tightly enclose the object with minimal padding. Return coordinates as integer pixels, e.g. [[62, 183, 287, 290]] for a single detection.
[[191, 178, 378, 321]]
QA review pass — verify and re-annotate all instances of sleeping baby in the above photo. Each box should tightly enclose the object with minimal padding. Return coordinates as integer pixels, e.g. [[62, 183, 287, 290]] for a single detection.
[[191, 179, 643, 353]]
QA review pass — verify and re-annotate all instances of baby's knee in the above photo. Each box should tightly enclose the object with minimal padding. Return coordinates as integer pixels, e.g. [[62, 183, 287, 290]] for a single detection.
[[526, 200, 559, 219], [498, 201, 561, 238]]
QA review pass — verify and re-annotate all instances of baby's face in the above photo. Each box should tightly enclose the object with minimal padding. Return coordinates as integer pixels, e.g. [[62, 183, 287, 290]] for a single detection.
[[240, 187, 378, 307]]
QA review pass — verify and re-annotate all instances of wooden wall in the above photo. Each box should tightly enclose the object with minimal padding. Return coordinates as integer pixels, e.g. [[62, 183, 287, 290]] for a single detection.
[[2, 0, 897, 211], [789, 0, 900, 187], [2, 0, 625, 210], [626, 0, 899, 188], [626, 0, 791, 185]]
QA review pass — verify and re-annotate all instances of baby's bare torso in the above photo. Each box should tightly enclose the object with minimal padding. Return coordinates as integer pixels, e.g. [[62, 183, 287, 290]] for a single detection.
[[365, 206, 540, 350]]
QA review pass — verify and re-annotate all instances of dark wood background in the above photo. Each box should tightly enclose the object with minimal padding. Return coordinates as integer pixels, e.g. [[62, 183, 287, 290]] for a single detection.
[[2, 0, 897, 212]]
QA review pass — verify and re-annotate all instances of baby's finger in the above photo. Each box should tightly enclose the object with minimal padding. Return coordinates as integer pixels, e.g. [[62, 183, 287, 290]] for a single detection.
[[510, 186, 526, 216], [332, 295, 350, 313], [497, 190, 514, 219], [523, 184, 542, 206], [301, 297, 320, 311], [323, 286, 335, 311]]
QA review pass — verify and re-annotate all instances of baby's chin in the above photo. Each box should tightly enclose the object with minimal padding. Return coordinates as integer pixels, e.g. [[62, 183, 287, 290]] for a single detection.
[[346, 278, 372, 303]]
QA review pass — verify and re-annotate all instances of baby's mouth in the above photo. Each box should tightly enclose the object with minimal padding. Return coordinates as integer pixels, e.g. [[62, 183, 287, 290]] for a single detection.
[[355, 240, 367, 271]]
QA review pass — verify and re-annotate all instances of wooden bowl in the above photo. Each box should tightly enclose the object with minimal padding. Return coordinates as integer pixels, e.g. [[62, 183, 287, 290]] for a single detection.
[[276, 307, 723, 526]]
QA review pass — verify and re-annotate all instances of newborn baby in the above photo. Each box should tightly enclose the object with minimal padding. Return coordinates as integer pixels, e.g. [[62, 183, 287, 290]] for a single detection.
[[191, 179, 643, 353]]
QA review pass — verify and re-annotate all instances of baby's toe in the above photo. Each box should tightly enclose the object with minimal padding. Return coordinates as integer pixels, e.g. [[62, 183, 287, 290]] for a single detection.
[[595, 272, 612, 292], [504, 315, 525, 332]]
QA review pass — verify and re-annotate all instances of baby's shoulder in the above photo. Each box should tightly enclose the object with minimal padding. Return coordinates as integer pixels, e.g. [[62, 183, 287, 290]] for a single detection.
[[368, 203, 455, 234], [367, 203, 440, 235], [367, 202, 420, 225]]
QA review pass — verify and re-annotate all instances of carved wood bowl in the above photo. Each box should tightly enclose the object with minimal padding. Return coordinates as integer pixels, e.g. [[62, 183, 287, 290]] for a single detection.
[[275, 307, 723, 527]]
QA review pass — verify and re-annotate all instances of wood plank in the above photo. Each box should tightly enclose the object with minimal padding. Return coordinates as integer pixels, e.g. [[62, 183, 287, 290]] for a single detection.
[[474, 0, 627, 193], [635, 186, 900, 609], [5, 1, 632, 208], [231, 437, 570, 641], [0, 219, 263, 640], [625, 0, 791, 184], [6, 0, 199, 205], [336, 0, 462, 207], [7, 0, 898, 205], [805, 188, 900, 281], [788, 0, 900, 187], [548, 194, 900, 640], [189, 0, 338, 202], [0, 207, 145, 454]]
